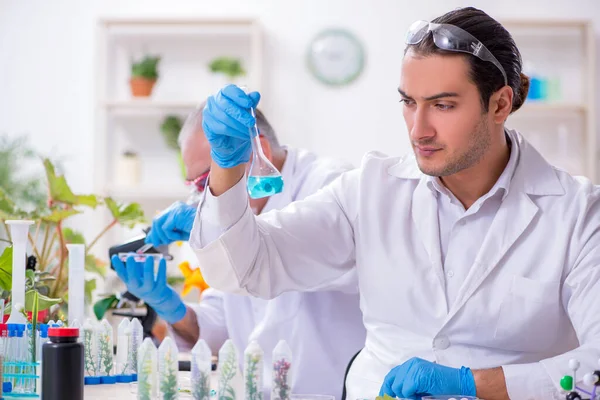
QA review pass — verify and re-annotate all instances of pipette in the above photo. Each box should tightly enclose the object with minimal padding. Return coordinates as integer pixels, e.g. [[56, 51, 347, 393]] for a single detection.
[[239, 87, 284, 199]]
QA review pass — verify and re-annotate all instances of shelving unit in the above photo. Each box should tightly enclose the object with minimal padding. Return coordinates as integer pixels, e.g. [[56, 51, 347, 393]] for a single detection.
[[93, 17, 263, 252], [502, 19, 596, 182]]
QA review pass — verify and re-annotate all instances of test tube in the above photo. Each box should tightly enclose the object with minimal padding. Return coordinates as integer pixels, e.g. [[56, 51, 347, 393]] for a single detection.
[[137, 338, 157, 400], [158, 336, 179, 399], [5, 220, 34, 325], [129, 318, 143, 378], [116, 319, 131, 377], [83, 319, 99, 382], [271, 340, 292, 400], [244, 341, 264, 400], [191, 339, 212, 400], [217, 339, 243, 400], [0, 323, 7, 399], [37, 324, 49, 362], [67, 244, 85, 327], [97, 319, 114, 379]]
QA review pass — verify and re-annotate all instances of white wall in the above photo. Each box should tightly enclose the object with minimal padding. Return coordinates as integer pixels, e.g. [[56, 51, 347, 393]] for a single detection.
[[1, 0, 599, 194]]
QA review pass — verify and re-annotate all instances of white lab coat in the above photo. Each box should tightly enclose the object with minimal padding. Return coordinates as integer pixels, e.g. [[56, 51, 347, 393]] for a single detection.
[[175, 147, 366, 400], [190, 130, 600, 400]]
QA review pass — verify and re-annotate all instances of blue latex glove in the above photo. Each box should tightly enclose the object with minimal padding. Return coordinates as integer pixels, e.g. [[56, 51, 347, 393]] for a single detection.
[[202, 84, 261, 168], [111, 255, 186, 324], [144, 201, 196, 247], [379, 357, 476, 399]]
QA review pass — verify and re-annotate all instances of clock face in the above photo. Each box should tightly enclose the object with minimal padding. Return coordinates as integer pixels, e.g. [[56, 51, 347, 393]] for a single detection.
[[307, 29, 365, 86]]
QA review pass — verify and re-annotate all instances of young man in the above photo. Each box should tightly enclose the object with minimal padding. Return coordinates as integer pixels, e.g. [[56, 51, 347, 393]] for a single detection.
[[112, 106, 366, 399], [187, 7, 600, 400]]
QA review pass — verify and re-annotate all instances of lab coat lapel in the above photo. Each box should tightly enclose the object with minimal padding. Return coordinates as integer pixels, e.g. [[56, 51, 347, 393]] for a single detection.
[[411, 179, 448, 311], [444, 131, 564, 322], [446, 188, 539, 321]]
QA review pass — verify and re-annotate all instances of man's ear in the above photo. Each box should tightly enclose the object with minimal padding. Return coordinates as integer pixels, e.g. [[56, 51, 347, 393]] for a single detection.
[[490, 86, 514, 124], [258, 134, 273, 160]]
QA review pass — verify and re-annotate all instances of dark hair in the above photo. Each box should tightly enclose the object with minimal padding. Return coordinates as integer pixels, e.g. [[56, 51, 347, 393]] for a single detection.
[[407, 7, 530, 113], [180, 101, 281, 148]]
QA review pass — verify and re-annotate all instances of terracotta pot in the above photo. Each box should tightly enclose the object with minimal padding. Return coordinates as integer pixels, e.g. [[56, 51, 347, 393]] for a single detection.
[[129, 77, 156, 97], [3, 309, 49, 323]]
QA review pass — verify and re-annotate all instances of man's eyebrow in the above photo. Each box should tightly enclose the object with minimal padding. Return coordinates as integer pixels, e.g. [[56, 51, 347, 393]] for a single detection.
[[397, 88, 459, 101]]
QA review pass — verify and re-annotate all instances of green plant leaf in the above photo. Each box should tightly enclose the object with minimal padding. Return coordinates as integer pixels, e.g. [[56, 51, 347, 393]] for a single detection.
[[85, 254, 106, 277], [131, 55, 160, 80], [0, 246, 12, 291], [43, 158, 99, 207], [93, 294, 118, 321], [167, 276, 185, 286], [104, 197, 147, 228], [84, 279, 97, 306], [0, 187, 18, 219], [25, 290, 61, 311], [63, 227, 86, 244], [40, 208, 81, 223]]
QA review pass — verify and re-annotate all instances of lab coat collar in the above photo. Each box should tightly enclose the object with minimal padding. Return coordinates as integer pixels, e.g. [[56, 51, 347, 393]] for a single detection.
[[387, 129, 565, 197]]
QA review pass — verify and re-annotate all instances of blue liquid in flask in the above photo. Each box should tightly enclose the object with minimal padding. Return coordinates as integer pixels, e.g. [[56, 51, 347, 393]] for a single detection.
[[247, 175, 284, 199]]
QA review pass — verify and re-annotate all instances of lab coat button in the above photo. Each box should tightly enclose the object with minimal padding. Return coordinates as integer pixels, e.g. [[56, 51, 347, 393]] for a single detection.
[[447, 270, 454, 278], [433, 335, 450, 350]]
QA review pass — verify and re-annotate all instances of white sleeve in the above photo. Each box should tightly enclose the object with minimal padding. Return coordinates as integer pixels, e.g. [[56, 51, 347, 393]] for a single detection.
[[168, 288, 229, 354], [189, 170, 359, 299]]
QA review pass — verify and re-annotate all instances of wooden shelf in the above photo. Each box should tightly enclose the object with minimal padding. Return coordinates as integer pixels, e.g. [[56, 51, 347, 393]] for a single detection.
[[519, 102, 588, 113], [105, 184, 191, 200], [103, 99, 200, 116], [101, 18, 257, 38]]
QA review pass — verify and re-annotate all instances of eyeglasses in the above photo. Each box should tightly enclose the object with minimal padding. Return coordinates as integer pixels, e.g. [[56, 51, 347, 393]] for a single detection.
[[406, 20, 508, 86], [184, 169, 210, 193]]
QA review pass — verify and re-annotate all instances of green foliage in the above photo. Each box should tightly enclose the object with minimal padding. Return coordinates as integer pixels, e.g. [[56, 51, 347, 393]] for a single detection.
[[0, 246, 12, 290], [160, 115, 183, 151], [93, 294, 118, 320], [160, 352, 179, 400], [131, 55, 161, 80], [84, 328, 98, 376], [100, 332, 113, 375], [192, 365, 211, 400], [218, 348, 238, 400], [0, 135, 47, 213], [209, 57, 246, 79], [0, 153, 147, 322], [245, 355, 262, 400], [138, 348, 154, 400], [375, 395, 396, 400], [104, 197, 146, 229]]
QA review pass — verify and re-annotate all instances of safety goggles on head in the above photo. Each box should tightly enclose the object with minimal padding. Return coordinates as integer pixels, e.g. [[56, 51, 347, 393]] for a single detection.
[[184, 169, 210, 193], [405, 20, 508, 86]]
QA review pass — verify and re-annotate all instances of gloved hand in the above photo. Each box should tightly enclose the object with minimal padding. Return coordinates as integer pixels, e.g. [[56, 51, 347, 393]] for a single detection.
[[111, 255, 186, 324], [144, 201, 196, 247], [379, 357, 476, 399], [202, 84, 261, 168]]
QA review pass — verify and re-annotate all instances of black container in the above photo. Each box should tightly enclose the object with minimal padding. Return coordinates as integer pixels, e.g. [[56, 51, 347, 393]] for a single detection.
[[41, 327, 84, 400]]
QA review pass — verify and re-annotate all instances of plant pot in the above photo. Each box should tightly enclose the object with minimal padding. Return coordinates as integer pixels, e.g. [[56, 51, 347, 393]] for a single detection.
[[129, 77, 156, 97], [115, 154, 141, 186], [3, 309, 49, 324]]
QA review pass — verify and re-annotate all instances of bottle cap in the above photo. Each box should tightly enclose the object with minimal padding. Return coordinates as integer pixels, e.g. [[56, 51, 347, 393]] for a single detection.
[[48, 327, 79, 337]]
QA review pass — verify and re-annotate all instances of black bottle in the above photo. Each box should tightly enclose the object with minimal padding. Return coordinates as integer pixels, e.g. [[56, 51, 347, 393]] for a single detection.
[[41, 327, 84, 400]]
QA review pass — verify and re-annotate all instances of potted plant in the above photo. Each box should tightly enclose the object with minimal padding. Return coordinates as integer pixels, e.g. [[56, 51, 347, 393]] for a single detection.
[[208, 57, 246, 90], [130, 55, 161, 97], [0, 155, 147, 323]]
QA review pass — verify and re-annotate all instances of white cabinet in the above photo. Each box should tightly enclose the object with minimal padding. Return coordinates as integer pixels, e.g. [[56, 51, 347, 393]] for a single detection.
[[93, 17, 262, 246], [502, 19, 596, 182]]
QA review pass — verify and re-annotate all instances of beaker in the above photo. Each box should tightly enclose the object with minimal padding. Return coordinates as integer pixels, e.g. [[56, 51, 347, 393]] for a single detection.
[[239, 86, 284, 199]]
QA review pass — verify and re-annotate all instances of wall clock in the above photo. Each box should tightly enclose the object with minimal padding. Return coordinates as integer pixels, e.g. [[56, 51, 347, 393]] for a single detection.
[[307, 28, 365, 86]]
